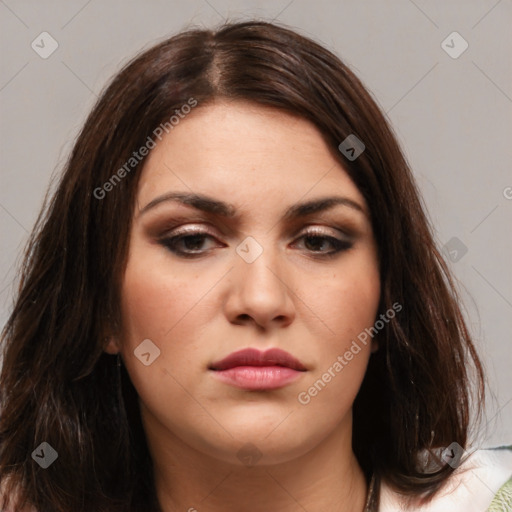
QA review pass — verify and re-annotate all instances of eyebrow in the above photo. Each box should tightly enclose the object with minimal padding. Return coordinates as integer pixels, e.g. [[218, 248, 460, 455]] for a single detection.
[[138, 192, 367, 221]]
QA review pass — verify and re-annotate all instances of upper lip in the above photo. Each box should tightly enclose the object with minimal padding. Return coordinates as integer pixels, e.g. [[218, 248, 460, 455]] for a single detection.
[[209, 348, 307, 371]]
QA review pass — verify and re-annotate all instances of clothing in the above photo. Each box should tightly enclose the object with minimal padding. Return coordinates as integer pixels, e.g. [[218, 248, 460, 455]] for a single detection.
[[3, 448, 511, 511], [379, 446, 512, 511], [487, 476, 512, 511]]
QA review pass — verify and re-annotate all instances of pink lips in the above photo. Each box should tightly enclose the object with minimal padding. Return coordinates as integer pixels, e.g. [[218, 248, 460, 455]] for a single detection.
[[209, 348, 307, 390]]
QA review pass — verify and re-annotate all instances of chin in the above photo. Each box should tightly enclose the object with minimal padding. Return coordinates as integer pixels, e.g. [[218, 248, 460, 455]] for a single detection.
[[206, 436, 313, 468], [192, 418, 326, 468]]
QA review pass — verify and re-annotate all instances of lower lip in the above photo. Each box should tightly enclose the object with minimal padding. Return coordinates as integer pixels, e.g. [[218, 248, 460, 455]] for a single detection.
[[210, 366, 304, 390]]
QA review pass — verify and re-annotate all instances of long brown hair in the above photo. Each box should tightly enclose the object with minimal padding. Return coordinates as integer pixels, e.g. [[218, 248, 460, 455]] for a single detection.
[[0, 19, 485, 512]]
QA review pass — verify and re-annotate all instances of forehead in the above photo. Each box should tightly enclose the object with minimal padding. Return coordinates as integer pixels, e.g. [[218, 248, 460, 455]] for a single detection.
[[136, 100, 366, 213]]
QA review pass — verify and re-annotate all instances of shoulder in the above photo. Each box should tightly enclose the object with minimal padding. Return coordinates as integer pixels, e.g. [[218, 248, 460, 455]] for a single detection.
[[378, 446, 512, 512]]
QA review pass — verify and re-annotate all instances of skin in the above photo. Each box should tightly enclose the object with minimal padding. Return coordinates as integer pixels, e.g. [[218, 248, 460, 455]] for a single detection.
[[105, 99, 381, 512]]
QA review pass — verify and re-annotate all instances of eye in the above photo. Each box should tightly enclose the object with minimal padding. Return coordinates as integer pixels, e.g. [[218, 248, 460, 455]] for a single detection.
[[158, 226, 354, 259], [292, 229, 353, 258], [159, 229, 222, 258]]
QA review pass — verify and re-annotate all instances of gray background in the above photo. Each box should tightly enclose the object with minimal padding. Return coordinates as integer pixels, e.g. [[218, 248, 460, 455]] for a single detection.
[[1, 0, 511, 447]]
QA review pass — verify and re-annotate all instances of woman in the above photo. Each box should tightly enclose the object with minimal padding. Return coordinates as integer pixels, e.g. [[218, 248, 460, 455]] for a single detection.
[[0, 20, 510, 512]]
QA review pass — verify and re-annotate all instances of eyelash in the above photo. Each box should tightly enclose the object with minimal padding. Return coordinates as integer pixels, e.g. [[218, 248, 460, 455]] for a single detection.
[[158, 227, 353, 260]]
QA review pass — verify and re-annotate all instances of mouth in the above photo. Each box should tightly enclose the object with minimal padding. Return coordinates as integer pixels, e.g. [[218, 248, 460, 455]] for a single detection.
[[208, 348, 307, 390]]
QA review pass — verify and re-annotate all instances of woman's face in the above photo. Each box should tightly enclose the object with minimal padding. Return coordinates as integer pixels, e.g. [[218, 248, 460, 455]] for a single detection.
[[112, 100, 380, 466]]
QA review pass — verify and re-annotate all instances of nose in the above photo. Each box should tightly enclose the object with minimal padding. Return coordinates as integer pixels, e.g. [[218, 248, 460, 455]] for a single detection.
[[223, 241, 296, 330]]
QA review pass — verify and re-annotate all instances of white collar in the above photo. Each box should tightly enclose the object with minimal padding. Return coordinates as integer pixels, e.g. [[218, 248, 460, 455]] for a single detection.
[[378, 447, 512, 512]]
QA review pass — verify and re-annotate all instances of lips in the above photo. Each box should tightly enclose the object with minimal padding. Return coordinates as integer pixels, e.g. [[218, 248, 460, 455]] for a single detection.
[[209, 348, 307, 390], [209, 348, 307, 372]]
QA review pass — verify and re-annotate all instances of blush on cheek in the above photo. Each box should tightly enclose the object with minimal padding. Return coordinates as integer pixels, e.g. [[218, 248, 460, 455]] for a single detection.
[[320, 282, 380, 349], [120, 267, 179, 346]]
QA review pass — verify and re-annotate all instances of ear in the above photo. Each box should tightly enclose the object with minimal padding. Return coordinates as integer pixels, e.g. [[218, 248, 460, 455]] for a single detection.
[[103, 336, 120, 355], [371, 338, 379, 353]]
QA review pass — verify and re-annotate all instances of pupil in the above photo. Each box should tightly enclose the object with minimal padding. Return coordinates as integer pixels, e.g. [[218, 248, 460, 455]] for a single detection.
[[184, 235, 204, 250], [305, 236, 324, 251]]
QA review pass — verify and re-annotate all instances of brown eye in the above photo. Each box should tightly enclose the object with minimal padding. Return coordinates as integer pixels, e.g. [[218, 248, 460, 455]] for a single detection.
[[293, 232, 353, 258], [159, 230, 222, 258], [158, 227, 354, 260]]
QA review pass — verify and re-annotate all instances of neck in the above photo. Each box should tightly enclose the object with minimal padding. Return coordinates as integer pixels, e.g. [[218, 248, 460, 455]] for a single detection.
[[143, 407, 368, 512]]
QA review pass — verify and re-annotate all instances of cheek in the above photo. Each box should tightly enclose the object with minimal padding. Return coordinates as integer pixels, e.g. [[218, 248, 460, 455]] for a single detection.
[[118, 250, 202, 390], [339, 271, 380, 340], [296, 250, 380, 408], [118, 256, 206, 426], [305, 252, 381, 345], [120, 249, 203, 345]]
